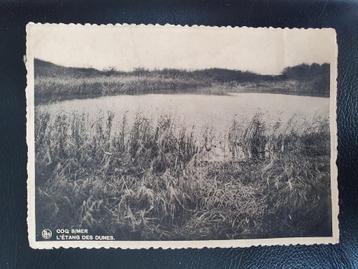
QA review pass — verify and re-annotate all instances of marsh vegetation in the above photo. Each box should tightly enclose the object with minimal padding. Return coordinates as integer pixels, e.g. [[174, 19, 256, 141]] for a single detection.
[[35, 110, 331, 240], [34, 59, 330, 104]]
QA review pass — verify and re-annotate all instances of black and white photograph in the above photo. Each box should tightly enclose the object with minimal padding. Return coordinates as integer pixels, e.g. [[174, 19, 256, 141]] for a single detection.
[[26, 24, 338, 249]]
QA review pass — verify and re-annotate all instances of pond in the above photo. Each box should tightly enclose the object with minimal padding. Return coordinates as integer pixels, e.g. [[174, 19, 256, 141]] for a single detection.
[[37, 93, 329, 134]]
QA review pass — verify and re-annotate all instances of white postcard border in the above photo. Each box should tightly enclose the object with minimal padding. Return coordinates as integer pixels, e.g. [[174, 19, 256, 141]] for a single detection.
[[26, 23, 339, 249]]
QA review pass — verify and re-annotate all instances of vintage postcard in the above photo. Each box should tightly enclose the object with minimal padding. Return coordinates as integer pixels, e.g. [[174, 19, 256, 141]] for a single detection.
[[26, 23, 339, 249]]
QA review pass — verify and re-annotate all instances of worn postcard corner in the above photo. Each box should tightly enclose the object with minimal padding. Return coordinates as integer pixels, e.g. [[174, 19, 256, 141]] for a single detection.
[[26, 23, 339, 249]]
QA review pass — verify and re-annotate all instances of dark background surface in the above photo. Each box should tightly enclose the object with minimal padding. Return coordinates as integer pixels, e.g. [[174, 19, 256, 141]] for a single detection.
[[0, 0, 357, 268]]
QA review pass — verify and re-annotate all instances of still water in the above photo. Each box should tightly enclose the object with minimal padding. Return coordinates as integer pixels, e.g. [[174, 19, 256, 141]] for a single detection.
[[37, 93, 329, 133]]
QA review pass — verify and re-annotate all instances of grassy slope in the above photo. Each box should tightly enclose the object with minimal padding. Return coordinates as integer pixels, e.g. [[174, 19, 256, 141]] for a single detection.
[[34, 59, 330, 104]]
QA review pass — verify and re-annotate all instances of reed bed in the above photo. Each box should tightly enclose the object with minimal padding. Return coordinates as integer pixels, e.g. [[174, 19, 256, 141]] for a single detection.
[[35, 111, 331, 240], [35, 75, 211, 104]]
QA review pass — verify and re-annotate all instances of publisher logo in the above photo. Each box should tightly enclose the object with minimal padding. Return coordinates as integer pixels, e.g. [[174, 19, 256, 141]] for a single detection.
[[41, 229, 52, 240]]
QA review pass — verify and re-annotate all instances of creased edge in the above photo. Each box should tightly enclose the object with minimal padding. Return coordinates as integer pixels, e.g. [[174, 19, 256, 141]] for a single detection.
[[25, 22, 339, 249]]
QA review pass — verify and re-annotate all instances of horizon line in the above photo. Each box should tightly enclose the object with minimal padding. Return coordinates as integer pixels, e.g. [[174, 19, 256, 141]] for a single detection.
[[34, 57, 330, 76]]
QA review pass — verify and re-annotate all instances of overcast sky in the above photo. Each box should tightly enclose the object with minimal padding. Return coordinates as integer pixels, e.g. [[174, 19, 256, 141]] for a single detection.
[[28, 24, 336, 75]]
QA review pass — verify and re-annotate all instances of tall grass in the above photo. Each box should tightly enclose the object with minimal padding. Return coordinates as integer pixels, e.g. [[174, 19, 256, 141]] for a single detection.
[[35, 110, 331, 240], [35, 75, 328, 105], [35, 75, 212, 104]]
